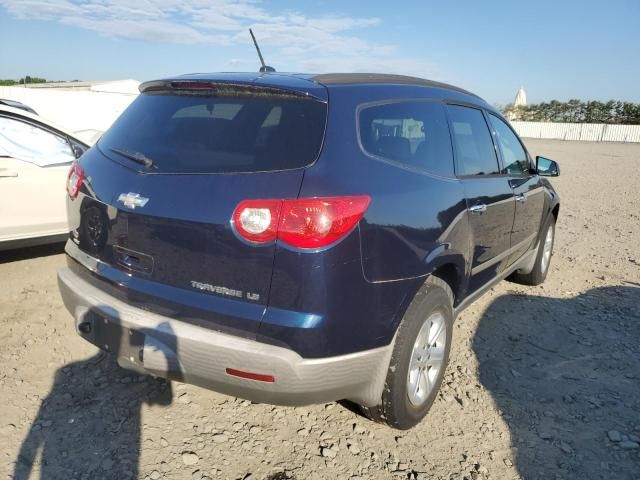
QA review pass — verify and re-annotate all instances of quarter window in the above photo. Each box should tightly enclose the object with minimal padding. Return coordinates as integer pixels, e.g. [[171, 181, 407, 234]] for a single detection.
[[488, 114, 529, 175], [447, 105, 500, 176], [359, 101, 454, 177]]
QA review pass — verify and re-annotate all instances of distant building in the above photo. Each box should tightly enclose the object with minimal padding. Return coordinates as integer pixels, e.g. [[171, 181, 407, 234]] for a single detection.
[[514, 86, 527, 107], [506, 86, 527, 120], [23, 79, 140, 95], [0, 79, 140, 133]]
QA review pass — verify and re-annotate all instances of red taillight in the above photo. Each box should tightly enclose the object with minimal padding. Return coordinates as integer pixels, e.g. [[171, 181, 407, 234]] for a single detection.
[[231, 195, 371, 250], [279, 196, 371, 249], [67, 162, 84, 199], [232, 199, 282, 244]]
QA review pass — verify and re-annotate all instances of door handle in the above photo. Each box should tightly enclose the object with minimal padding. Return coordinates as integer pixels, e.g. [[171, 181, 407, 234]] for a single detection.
[[469, 203, 487, 215], [0, 169, 18, 178], [515, 193, 527, 203]]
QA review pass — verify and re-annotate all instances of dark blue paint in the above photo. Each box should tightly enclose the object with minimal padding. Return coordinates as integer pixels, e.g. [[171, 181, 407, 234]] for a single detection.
[[261, 307, 324, 329], [67, 72, 559, 358]]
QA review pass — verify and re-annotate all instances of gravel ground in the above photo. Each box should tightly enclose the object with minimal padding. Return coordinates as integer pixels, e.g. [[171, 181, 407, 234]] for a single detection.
[[1, 139, 639, 480]]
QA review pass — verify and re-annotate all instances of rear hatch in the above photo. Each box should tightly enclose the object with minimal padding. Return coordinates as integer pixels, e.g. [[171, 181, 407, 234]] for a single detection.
[[69, 76, 328, 335]]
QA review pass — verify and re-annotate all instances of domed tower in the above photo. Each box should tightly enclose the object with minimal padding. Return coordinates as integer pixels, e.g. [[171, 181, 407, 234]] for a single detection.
[[506, 86, 527, 120], [514, 86, 527, 107]]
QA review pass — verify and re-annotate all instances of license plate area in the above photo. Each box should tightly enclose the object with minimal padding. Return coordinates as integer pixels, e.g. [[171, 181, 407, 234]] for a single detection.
[[93, 317, 145, 363]]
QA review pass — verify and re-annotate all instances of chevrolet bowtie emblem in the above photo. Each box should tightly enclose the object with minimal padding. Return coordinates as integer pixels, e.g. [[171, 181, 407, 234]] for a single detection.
[[117, 192, 149, 209]]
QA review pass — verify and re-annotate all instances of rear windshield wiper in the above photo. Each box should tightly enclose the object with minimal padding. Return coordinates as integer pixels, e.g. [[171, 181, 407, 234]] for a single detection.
[[110, 147, 157, 169]]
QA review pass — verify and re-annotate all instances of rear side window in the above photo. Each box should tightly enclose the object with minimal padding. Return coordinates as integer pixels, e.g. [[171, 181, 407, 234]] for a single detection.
[[447, 105, 500, 176], [359, 101, 454, 177], [488, 113, 530, 175], [98, 91, 327, 174]]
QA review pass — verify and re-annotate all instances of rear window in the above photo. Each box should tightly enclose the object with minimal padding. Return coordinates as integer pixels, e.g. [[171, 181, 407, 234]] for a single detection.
[[98, 91, 327, 174]]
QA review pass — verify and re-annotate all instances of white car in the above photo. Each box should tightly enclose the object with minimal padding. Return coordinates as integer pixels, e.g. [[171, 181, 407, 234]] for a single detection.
[[0, 104, 97, 250]]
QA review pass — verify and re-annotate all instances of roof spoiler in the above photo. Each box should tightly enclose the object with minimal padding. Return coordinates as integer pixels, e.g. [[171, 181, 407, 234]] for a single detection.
[[138, 80, 326, 102]]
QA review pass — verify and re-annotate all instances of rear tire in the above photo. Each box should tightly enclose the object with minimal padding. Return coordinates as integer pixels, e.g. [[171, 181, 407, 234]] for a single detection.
[[363, 276, 454, 430], [510, 215, 556, 286]]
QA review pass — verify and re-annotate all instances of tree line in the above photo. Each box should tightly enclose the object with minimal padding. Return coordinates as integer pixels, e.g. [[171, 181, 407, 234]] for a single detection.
[[0, 76, 50, 86], [0, 76, 84, 86], [503, 100, 640, 125]]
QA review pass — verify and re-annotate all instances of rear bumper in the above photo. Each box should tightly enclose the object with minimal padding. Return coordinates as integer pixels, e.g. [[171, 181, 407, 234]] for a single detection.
[[57, 266, 391, 406]]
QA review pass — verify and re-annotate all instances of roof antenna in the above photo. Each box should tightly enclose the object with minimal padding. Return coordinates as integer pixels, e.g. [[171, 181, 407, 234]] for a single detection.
[[249, 29, 275, 73]]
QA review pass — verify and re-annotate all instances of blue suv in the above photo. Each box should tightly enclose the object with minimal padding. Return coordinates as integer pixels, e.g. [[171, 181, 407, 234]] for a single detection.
[[58, 73, 560, 429]]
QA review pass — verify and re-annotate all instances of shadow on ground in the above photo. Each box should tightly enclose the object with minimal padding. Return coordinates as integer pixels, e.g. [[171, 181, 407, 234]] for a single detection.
[[0, 242, 66, 264], [13, 316, 174, 479], [474, 285, 640, 479]]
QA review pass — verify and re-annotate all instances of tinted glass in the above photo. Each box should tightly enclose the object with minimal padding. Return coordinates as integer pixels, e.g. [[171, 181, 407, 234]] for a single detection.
[[0, 116, 74, 166], [359, 101, 454, 177], [447, 105, 499, 176], [98, 92, 327, 174], [488, 114, 529, 175]]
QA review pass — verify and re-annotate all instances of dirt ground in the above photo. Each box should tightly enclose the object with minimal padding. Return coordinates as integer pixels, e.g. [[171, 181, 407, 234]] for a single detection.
[[1, 139, 639, 480]]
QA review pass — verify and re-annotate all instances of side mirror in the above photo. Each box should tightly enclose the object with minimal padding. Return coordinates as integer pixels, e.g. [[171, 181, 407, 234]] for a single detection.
[[536, 156, 560, 177]]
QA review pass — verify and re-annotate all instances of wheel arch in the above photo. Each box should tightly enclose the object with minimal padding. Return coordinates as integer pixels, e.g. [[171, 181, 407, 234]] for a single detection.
[[391, 258, 464, 334], [429, 262, 463, 308]]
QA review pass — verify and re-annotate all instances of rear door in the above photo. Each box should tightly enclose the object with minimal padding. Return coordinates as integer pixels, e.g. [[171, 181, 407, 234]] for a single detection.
[[447, 104, 515, 293], [487, 113, 545, 263], [0, 114, 76, 241], [71, 83, 328, 334]]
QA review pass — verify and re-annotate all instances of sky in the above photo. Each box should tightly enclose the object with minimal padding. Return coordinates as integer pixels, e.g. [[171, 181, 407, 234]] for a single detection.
[[1, 0, 639, 105]]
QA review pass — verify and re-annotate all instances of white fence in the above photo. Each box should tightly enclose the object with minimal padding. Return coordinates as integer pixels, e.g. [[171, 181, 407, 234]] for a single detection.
[[0, 85, 138, 133], [511, 121, 640, 143]]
